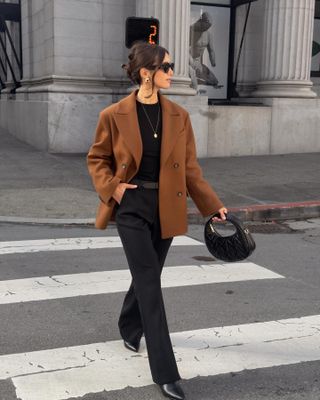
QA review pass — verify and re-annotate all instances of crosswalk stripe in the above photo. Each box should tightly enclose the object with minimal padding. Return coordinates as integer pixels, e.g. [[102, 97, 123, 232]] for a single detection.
[[0, 262, 283, 304], [5, 314, 320, 400], [0, 235, 202, 255]]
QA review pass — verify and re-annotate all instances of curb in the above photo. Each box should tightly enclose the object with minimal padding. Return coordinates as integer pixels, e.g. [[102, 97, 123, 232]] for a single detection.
[[188, 200, 320, 224], [0, 200, 320, 227], [0, 216, 95, 226]]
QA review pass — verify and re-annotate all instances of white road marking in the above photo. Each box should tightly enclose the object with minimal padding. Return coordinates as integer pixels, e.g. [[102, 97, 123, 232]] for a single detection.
[[0, 263, 283, 304], [2, 314, 319, 400], [0, 235, 202, 255]]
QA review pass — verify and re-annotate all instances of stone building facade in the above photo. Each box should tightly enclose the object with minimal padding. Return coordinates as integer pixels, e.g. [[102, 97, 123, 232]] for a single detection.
[[0, 0, 319, 156]]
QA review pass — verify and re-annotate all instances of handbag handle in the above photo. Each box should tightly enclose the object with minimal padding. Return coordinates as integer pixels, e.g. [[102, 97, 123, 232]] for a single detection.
[[209, 213, 250, 235]]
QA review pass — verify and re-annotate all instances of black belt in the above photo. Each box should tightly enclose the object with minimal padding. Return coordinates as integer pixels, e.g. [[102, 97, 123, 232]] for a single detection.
[[130, 179, 159, 189]]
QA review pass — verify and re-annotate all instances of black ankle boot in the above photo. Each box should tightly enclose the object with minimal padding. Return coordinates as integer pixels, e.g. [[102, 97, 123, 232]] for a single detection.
[[123, 340, 140, 353], [159, 381, 185, 400]]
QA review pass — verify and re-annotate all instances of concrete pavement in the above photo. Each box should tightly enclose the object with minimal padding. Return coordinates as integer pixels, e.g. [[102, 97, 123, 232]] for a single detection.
[[0, 128, 319, 226]]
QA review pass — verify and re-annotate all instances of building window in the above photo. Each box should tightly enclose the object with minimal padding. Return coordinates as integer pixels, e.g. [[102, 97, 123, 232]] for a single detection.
[[190, 2, 231, 100]]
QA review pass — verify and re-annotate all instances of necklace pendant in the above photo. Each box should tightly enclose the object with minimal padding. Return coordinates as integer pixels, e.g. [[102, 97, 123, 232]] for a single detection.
[[154, 133, 158, 138]]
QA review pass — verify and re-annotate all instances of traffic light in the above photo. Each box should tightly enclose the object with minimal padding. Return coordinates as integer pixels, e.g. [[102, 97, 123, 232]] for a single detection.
[[125, 17, 160, 48]]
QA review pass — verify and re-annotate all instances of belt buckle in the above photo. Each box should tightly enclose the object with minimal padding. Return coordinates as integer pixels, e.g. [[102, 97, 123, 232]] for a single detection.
[[143, 181, 158, 189], [143, 182, 153, 189]]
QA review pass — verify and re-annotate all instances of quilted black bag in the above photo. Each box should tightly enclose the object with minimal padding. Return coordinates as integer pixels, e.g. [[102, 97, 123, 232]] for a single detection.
[[204, 213, 256, 262]]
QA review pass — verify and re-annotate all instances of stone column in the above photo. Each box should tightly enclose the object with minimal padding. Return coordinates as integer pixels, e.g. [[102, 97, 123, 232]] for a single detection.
[[136, 0, 195, 95], [252, 0, 316, 98]]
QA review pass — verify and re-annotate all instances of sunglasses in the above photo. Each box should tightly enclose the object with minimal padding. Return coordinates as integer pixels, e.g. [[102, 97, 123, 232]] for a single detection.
[[158, 62, 175, 73]]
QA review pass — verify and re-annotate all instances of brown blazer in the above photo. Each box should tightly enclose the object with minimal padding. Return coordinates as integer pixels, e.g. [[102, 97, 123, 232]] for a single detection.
[[87, 89, 224, 239]]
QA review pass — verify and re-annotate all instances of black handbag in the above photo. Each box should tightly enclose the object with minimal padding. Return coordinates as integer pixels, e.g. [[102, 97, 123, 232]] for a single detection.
[[204, 213, 256, 262]]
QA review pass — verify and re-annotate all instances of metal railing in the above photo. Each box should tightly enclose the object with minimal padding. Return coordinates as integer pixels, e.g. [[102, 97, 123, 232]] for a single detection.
[[0, 0, 22, 93]]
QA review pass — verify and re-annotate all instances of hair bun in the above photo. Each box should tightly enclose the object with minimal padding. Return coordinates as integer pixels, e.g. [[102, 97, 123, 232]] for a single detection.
[[121, 41, 169, 86]]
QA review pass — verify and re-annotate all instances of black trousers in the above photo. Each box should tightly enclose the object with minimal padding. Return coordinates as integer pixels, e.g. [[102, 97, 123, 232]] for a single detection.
[[115, 185, 181, 385]]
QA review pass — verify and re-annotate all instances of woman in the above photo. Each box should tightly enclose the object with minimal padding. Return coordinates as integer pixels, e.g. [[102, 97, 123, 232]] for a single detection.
[[87, 41, 227, 400]]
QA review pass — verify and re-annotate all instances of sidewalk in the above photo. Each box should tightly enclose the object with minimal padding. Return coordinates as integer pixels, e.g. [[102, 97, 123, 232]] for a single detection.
[[1, 129, 320, 226]]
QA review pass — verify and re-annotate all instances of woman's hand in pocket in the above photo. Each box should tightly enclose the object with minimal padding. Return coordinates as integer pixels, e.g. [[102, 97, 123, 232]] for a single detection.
[[112, 183, 138, 204]]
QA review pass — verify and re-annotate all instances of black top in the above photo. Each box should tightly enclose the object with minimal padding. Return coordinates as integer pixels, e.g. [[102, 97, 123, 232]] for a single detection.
[[134, 98, 162, 182]]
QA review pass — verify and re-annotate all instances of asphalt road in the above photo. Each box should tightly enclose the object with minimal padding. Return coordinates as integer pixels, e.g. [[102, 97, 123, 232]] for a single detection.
[[0, 219, 320, 400]]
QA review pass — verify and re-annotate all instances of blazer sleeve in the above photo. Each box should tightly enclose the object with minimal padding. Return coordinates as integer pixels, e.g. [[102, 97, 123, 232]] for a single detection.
[[185, 113, 224, 217], [87, 111, 121, 205]]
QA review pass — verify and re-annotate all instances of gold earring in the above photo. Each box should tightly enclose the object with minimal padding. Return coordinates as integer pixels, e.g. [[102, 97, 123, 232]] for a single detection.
[[145, 77, 150, 83]]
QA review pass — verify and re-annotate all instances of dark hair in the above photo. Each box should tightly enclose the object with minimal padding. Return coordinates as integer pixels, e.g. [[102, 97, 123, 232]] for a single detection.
[[122, 41, 169, 86]]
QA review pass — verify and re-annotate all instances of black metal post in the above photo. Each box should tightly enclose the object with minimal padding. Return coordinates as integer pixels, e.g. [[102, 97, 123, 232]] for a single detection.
[[18, 0, 22, 79], [227, 4, 236, 99]]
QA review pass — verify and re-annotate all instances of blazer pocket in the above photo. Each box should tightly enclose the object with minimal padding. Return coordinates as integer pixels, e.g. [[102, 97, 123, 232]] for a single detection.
[[119, 188, 128, 204]]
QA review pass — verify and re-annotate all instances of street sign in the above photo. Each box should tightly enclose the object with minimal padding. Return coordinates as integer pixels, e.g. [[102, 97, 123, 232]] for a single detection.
[[125, 17, 159, 48]]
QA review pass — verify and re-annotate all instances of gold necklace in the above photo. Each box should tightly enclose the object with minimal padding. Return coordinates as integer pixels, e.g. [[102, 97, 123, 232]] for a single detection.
[[140, 102, 160, 139]]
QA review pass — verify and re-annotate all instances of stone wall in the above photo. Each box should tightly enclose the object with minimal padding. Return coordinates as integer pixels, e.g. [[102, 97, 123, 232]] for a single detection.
[[21, 0, 54, 79], [208, 105, 271, 157], [20, 0, 135, 81], [311, 78, 320, 97], [207, 98, 320, 157]]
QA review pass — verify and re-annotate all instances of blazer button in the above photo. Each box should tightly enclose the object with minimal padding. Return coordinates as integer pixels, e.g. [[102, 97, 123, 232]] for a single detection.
[[121, 163, 127, 169], [173, 163, 179, 168], [177, 191, 182, 197]]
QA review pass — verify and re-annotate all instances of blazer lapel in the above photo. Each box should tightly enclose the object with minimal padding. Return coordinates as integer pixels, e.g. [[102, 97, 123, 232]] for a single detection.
[[159, 92, 183, 168], [114, 89, 184, 170], [113, 90, 142, 168]]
